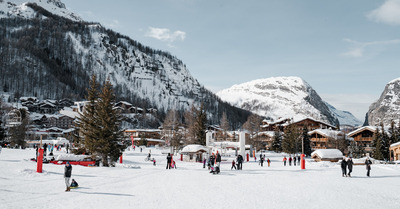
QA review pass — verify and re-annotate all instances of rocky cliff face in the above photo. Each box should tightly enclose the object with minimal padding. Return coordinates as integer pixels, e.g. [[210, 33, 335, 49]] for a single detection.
[[217, 76, 340, 126], [366, 78, 400, 126]]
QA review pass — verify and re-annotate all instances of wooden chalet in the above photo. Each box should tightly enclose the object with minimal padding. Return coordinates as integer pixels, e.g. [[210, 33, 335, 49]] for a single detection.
[[347, 126, 377, 154], [289, 117, 337, 131], [308, 129, 345, 150], [390, 142, 400, 161], [124, 129, 164, 146]]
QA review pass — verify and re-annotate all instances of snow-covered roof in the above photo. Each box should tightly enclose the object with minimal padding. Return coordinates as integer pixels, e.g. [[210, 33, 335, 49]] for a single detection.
[[290, 117, 335, 128], [390, 141, 400, 148], [308, 129, 344, 138], [27, 138, 70, 145], [311, 149, 343, 159], [257, 131, 275, 137], [181, 144, 208, 153], [60, 107, 79, 118], [347, 126, 377, 137], [133, 138, 165, 143]]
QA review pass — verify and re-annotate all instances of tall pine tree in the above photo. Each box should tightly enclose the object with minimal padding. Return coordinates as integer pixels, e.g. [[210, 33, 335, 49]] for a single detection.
[[95, 77, 125, 166], [272, 128, 282, 153], [194, 103, 207, 145], [302, 126, 312, 156]]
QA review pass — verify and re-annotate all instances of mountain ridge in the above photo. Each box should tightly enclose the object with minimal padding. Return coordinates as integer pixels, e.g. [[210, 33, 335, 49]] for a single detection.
[[217, 76, 361, 126]]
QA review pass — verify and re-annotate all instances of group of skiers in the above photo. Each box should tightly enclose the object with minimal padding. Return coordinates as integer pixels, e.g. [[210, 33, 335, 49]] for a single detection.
[[207, 152, 222, 174], [283, 156, 301, 166], [258, 154, 271, 167], [341, 157, 372, 177]]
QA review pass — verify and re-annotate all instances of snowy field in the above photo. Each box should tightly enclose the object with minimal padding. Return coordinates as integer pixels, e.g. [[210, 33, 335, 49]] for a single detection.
[[1, 148, 400, 209]]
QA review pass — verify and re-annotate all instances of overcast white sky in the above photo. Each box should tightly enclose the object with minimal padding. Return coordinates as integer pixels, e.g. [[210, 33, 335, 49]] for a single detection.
[[65, 0, 400, 121]]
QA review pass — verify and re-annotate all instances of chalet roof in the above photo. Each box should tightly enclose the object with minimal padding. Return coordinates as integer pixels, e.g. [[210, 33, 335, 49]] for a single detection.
[[257, 131, 275, 137], [308, 129, 344, 138], [125, 129, 161, 133], [311, 149, 343, 159], [347, 126, 377, 137], [390, 141, 400, 148], [133, 138, 165, 143], [290, 117, 336, 129]]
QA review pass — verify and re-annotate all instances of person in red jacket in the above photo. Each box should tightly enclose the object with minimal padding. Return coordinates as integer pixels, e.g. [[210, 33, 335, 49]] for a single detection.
[[267, 158, 271, 167], [283, 156, 287, 166]]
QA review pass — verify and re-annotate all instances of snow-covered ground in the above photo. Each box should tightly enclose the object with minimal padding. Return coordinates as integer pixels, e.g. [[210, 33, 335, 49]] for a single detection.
[[1, 148, 400, 209]]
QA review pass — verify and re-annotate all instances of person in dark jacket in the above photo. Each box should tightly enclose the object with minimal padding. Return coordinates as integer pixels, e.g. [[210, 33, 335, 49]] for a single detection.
[[297, 156, 300, 165], [293, 155, 297, 166], [288, 156, 292, 166], [216, 153, 222, 168], [43, 143, 48, 156], [341, 157, 347, 177], [237, 154, 243, 170], [64, 162, 72, 191], [166, 153, 172, 169], [209, 153, 216, 172], [70, 179, 78, 188], [260, 156, 264, 167], [347, 157, 354, 177], [365, 157, 372, 177]]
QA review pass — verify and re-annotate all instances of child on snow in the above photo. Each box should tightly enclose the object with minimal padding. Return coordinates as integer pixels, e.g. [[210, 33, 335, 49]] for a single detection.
[[153, 158, 156, 166], [231, 160, 236, 170]]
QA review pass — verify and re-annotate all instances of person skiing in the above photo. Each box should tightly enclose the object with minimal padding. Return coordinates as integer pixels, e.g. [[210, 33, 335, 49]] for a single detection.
[[203, 158, 206, 168], [289, 156, 292, 166], [66, 143, 69, 154], [153, 158, 156, 166], [267, 158, 271, 167], [172, 160, 177, 169], [293, 155, 297, 166], [341, 157, 347, 177], [347, 157, 353, 177], [64, 162, 72, 192], [260, 156, 264, 167], [231, 160, 237, 170], [166, 153, 172, 169], [148, 152, 151, 161], [365, 157, 372, 177], [283, 156, 287, 166]]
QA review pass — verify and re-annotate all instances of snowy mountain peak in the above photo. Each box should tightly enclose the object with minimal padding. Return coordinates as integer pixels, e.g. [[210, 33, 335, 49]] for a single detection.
[[366, 78, 400, 126], [0, 0, 81, 21], [217, 76, 340, 126]]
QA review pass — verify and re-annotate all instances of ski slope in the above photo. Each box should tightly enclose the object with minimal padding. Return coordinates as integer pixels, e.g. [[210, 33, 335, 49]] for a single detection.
[[1, 148, 399, 209]]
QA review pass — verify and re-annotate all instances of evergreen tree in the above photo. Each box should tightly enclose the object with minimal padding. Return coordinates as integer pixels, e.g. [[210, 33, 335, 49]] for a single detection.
[[302, 126, 312, 156], [272, 128, 282, 152], [95, 77, 125, 166], [77, 75, 99, 155], [282, 124, 300, 154], [380, 123, 390, 160], [194, 103, 207, 145]]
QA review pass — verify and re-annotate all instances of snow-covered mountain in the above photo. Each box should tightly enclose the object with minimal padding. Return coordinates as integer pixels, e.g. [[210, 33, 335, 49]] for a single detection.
[[324, 102, 362, 126], [366, 78, 400, 126], [0, 0, 80, 21], [0, 0, 251, 127], [217, 77, 346, 126]]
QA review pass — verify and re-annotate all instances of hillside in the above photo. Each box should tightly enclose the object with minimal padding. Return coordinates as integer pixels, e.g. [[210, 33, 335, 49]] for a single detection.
[[0, 0, 251, 128]]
